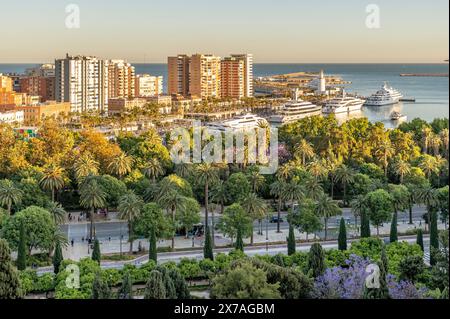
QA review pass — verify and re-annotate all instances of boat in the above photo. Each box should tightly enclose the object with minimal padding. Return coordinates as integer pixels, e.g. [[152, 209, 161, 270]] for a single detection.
[[269, 89, 322, 125], [323, 91, 365, 114], [390, 111, 407, 121], [207, 113, 268, 132], [364, 83, 403, 106]]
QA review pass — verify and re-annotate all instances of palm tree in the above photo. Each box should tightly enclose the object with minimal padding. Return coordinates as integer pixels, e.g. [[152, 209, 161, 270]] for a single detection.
[[108, 153, 133, 178], [393, 157, 411, 184], [39, 164, 65, 201], [307, 159, 328, 181], [174, 163, 192, 178], [282, 180, 304, 214], [430, 134, 442, 156], [240, 193, 268, 245], [196, 163, 218, 229], [158, 190, 187, 250], [74, 153, 99, 183], [419, 155, 439, 181], [334, 164, 355, 206], [118, 191, 144, 253], [439, 128, 449, 159], [48, 201, 66, 225], [294, 139, 315, 166], [211, 180, 229, 247], [422, 127, 433, 154], [351, 195, 367, 230], [375, 137, 394, 177], [0, 179, 23, 215], [270, 179, 287, 233], [277, 162, 295, 181], [79, 179, 106, 240], [143, 158, 164, 183], [247, 169, 265, 193], [315, 193, 341, 240], [416, 186, 438, 231]]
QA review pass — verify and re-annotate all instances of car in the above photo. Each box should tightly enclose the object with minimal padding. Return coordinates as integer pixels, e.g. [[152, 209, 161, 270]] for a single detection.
[[270, 216, 284, 223]]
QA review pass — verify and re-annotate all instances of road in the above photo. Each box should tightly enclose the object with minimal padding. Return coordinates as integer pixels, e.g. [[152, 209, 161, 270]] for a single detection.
[[37, 236, 431, 275], [60, 205, 430, 241]]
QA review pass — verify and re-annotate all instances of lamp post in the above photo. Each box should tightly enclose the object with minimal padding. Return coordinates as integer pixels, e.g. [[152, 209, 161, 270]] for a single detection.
[[119, 223, 123, 257], [266, 214, 269, 252]]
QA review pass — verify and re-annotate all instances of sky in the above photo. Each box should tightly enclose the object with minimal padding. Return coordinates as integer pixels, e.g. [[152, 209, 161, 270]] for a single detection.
[[0, 0, 448, 63]]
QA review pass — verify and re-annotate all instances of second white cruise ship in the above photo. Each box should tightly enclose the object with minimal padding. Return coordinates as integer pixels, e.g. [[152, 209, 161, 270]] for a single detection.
[[269, 89, 322, 125], [323, 91, 365, 114], [207, 113, 268, 132], [364, 83, 403, 106]]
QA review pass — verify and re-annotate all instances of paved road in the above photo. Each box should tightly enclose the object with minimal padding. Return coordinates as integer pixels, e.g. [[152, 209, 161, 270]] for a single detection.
[[61, 205, 430, 241], [37, 236, 431, 275]]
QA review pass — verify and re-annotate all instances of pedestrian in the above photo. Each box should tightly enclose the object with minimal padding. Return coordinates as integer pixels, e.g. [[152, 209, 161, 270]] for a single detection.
[[71, 239, 74, 247], [108, 237, 111, 241], [192, 236, 195, 248]]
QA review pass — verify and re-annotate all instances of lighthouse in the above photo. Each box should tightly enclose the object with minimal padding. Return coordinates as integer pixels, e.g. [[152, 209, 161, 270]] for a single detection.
[[318, 69, 326, 94]]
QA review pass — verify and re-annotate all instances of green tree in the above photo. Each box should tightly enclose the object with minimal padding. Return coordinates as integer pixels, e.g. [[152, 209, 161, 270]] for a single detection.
[[399, 256, 425, 283], [390, 212, 398, 243], [107, 153, 133, 179], [334, 164, 355, 205], [92, 239, 101, 264], [416, 186, 438, 231], [39, 164, 65, 202], [270, 179, 287, 233], [430, 210, 439, 265], [416, 229, 424, 251], [290, 202, 322, 241], [218, 204, 253, 244], [240, 193, 267, 245], [16, 221, 26, 271], [177, 197, 201, 238], [156, 266, 177, 299], [0, 239, 23, 299], [169, 269, 190, 299], [118, 191, 143, 253], [158, 190, 188, 250], [308, 243, 325, 278], [134, 203, 174, 241], [52, 241, 63, 274], [118, 272, 133, 299], [149, 226, 157, 263], [0, 179, 23, 215], [144, 270, 166, 299], [79, 179, 106, 240], [338, 218, 347, 251], [225, 173, 251, 203], [74, 153, 99, 182], [204, 226, 214, 260], [211, 261, 281, 299], [361, 210, 371, 238], [91, 272, 111, 299], [315, 193, 341, 240], [366, 190, 393, 236], [235, 227, 244, 252], [47, 201, 66, 225], [287, 224, 296, 255], [196, 163, 218, 228], [143, 158, 164, 183]]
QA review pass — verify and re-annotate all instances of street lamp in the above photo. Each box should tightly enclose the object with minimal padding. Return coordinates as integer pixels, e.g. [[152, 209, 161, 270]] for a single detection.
[[119, 223, 123, 257], [266, 214, 269, 252]]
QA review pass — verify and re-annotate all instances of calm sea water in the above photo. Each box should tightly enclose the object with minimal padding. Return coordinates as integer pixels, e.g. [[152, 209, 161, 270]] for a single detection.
[[2, 63, 448, 127]]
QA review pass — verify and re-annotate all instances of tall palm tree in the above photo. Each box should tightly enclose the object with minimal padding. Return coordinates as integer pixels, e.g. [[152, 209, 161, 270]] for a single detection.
[[334, 164, 355, 206], [294, 139, 315, 166], [430, 134, 442, 156], [108, 153, 133, 179], [0, 179, 23, 215], [393, 157, 411, 184], [211, 180, 229, 247], [196, 163, 218, 229], [118, 191, 144, 253], [282, 180, 304, 213], [351, 195, 367, 230], [74, 153, 99, 183], [247, 170, 265, 193], [315, 193, 341, 240], [303, 177, 324, 201], [39, 164, 65, 201], [158, 190, 187, 249], [79, 179, 106, 240], [416, 186, 438, 231], [174, 163, 193, 178], [240, 193, 268, 245], [375, 137, 394, 177], [143, 158, 164, 183], [439, 128, 449, 159], [47, 201, 66, 225], [419, 155, 439, 181], [422, 127, 433, 154], [277, 162, 295, 181], [307, 159, 328, 181], [270, 179, 287, 233]]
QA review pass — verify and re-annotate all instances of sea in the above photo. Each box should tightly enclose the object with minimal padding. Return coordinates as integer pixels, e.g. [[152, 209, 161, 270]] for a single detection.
[[1, 63, 448, 128]]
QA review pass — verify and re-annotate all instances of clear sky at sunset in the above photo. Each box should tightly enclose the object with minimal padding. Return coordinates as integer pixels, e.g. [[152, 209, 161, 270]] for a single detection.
[[0, 0, 448, 63]]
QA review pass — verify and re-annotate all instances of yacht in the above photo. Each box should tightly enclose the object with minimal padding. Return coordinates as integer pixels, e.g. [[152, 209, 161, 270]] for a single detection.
[[323, 91, 365, 114], [269, 90, 322, 125], [390, 111, 407, 121], [207, 113, 268, 132], [364, 83, 403, 106]]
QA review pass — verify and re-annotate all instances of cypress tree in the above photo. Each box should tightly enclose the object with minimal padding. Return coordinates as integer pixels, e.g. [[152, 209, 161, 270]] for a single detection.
[[390, 212, 398, 243], [235, 227, 244, 252], [308, 243, 325, 277], [16, 221, 27, 271], [156, 267, 177, 299], [169, 269, 190, 299], [416, 229, 424, 252], [144, 270, 166, 299], [361, 211, 371, 238], [52, 241, 63, 274], [430, 210, 439, 265], [338, 218, 347, 251], [91, 272, 111, 299], [287, 224, 296, 256], [149, 226, 157, 263], [117, 272, 133, 299], [92, 239, 101, 264], [203, 226, 214, 260], [0, 239, 23, 299]]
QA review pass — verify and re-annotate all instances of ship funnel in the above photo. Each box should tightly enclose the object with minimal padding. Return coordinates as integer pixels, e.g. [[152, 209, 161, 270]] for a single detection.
[[292, 88, 300, 101]]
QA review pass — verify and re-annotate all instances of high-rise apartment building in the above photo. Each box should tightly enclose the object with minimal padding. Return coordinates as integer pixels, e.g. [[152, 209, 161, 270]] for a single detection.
[[107, 60, 135, 99], [55, 54, 109, 113], [135, 74, 163, 97], [168, 55, 190, 96], [0, 74, 13, 92], [189, 54, 221, 99], [230, 54, 253, 97], [19, 76, 55, 102], [221, 57, 245, 99]]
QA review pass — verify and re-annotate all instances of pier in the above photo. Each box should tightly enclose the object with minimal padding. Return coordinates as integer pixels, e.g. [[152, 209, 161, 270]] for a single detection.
[[400, 73, 448, 77]]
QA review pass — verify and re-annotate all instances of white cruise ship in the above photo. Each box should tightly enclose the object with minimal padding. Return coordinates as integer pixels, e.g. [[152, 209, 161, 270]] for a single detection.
[[364, 83, 403, 106], [269, 90, 322, 125], [207, 113, 268, 132], [323, 91, 365, 114]]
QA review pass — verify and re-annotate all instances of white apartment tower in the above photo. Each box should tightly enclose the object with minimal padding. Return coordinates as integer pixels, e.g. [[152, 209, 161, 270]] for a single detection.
[[135, 74, 163, 97], [230, 54, 254, 97], [55, 54, 109, 113]]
